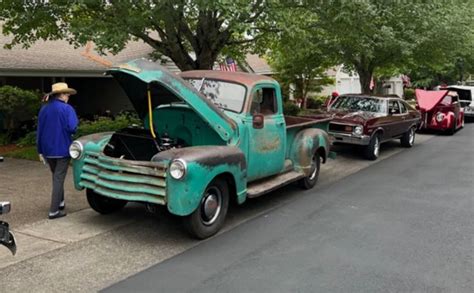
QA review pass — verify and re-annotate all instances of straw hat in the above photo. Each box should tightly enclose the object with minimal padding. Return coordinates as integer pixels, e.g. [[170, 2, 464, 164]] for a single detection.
[[47, 82, 77, 95]]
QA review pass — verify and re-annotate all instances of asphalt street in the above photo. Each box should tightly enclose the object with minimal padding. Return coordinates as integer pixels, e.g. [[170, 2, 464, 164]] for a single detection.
[[106, 125, 474, 293]]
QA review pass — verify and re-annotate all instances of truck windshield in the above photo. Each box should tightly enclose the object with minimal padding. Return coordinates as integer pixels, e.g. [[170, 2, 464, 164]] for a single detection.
[[185, 78, 246, 113], [331, 96, 387, 113]]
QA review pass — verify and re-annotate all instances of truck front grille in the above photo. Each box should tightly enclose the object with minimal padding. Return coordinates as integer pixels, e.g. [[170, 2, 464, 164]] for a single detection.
[[79, 152, 167, 205]]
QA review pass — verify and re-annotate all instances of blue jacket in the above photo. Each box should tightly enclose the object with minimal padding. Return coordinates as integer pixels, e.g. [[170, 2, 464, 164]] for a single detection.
[[37, 99, 79, 158]]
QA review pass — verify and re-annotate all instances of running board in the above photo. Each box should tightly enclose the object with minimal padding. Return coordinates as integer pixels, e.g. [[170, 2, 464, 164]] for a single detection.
[[247, 171, 305, 198]]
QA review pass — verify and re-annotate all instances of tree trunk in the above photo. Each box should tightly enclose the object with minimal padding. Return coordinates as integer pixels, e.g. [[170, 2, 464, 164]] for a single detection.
[[357, 68, 373, 94]]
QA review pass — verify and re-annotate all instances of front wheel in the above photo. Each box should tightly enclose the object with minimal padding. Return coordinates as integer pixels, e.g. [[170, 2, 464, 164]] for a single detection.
[[447, 119, 456, 135], [183, 178, 229, 239], [86, 189, 127, 214], [400, 127, 416, 148], [364, 133, 381, 160], [299, 153, 321, 190]]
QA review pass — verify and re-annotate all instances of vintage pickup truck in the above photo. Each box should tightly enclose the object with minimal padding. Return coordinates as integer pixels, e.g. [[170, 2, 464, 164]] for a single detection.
[[70, 59, 332, 239]]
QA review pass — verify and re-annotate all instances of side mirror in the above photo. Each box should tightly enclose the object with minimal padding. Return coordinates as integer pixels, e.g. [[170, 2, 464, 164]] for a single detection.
[[253, 113, 264, 129]]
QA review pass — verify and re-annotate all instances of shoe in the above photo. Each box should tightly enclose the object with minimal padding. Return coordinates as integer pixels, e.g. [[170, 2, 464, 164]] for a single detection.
[[48, 210, 67, 220], [59, 201, 65, 210]]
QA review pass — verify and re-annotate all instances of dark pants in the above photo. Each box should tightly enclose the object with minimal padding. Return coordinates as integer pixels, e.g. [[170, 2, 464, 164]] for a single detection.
[[46, 158, 70, 214]]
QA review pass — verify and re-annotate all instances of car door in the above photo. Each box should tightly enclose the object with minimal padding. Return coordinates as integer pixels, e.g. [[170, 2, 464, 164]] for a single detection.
[[387, 99, 405, 137], [398, 100, 412, 133], [246, 85, 286, 181]]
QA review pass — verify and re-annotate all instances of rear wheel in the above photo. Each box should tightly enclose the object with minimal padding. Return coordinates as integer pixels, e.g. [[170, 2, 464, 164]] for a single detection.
[[299, 152, 321, 190], [364, 133, 381, 160], [400, 127, 416, 148], [86, 189, 127, 214], [183, 178, 229, 239]]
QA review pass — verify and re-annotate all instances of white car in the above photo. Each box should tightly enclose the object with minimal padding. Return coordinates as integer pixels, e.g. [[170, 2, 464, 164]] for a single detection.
[[447, 85, 474, 118]]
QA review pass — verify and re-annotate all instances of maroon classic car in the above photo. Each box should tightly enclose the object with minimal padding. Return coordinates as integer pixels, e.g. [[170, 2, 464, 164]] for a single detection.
[[326, 94, 421, 160], [415, 89, 464, 134]]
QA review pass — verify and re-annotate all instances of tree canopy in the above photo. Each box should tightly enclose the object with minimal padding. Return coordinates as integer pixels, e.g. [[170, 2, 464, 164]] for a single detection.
[[0, 0, 273, 71]]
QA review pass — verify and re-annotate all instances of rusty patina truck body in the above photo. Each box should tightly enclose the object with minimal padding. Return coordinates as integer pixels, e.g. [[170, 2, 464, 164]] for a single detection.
[[70, 59, 332, 238]]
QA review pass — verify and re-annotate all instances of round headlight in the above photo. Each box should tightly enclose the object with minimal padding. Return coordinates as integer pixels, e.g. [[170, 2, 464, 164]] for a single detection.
[[436, 112, 444, 122], [69, 141, 83, 159], [353, 125, 363, 135], [169, 159, 187, 180]]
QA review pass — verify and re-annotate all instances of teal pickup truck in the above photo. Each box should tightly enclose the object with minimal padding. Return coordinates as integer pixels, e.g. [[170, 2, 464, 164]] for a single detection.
[[70, 59, 333, 238]]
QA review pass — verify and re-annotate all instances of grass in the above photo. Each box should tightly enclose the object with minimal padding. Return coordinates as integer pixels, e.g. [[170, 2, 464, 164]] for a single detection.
[[3, 146, 38, 161]]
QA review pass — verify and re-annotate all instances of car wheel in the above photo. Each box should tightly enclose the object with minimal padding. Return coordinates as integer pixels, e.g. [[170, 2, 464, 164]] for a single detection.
[[448, 119, 456, 135], [299, 152, 321, 190], [400, 127, 416, 148], [86, 189, 127, 214], [364, 133, 381, 160], [183, 178, 229, 239]]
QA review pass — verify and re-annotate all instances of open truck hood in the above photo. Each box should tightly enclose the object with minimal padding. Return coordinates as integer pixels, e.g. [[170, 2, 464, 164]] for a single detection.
[[415, 89, 448, 112], [107, 59, 236, 141]]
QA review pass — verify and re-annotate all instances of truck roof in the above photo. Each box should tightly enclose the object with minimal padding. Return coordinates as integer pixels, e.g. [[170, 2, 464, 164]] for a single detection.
[[179, 70, 277, 87]]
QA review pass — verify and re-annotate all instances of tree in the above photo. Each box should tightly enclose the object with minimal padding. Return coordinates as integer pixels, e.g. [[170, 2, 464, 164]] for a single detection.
[[304, 0, 474, 93], [265, 8, 335, 109], [0, 0, 273, 71], [0, 86, 41, 134]]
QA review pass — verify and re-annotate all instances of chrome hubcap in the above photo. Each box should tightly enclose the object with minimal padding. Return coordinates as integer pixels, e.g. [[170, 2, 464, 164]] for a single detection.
[[309, 155, 319, 181], [374, 137, 380, 157], [409, 129, 415, 145], [201, 187, 221, 226]]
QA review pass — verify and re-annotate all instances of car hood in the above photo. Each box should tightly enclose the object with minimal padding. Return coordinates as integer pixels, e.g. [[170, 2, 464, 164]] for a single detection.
[[328, 109, 383, 124], [415, 89, 448, 112], [107, 59, 236, 141]]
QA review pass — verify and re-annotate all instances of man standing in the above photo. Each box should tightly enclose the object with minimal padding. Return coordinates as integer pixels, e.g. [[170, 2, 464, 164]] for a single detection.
[[37, 83, 79, 219]]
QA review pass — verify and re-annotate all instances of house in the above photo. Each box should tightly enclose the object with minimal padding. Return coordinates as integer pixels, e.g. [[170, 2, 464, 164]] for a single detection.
[[0, 27, 179, 118]]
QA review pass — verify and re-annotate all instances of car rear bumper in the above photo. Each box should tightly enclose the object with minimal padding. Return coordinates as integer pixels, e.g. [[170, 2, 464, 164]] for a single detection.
[[329, 132, 371, 145]]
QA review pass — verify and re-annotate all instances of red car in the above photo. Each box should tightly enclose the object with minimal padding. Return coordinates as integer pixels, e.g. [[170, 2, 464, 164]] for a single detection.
[[416, 89, 464, 134], [324, 95, 420, 160]]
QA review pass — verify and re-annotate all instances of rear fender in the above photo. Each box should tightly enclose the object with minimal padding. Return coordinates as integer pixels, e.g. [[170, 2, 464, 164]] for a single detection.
[[152, 146, 247, 216], [289, 128, 329, 176]]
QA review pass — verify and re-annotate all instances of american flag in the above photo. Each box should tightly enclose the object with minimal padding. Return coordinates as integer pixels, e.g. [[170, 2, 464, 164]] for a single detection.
[[219, 57, 237, 72]]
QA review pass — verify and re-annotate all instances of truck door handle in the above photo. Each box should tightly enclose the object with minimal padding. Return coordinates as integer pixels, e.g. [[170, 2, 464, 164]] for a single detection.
[[277, 122, 285, 126]]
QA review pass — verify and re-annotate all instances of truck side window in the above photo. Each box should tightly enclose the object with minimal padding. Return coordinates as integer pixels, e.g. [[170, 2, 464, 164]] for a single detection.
[[251, 88, 277, 115]]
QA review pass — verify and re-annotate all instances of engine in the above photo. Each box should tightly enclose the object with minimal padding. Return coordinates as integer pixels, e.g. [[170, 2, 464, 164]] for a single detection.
[[103, 127, 185, 161]]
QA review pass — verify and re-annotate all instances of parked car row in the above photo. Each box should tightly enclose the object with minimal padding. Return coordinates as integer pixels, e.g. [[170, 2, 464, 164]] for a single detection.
[[23, 59, 463, 241]]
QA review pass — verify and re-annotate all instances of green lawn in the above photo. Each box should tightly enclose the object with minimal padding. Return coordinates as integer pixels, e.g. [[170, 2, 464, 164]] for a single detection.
[[3, 146, 38, 161]]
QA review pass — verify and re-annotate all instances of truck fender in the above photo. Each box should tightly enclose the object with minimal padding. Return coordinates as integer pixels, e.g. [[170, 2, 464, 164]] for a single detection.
[[152, 146, 247, 216], [289, 128, 330, 176]]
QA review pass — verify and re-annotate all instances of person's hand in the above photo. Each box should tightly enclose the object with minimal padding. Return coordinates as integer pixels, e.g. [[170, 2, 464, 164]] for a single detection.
[[39, 154, 46, 165]]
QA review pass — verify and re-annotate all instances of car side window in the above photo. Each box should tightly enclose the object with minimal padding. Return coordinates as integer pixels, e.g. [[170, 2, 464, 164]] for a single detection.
[[399, 101, 407, 113], [388, 100, 401, 114], [250, 88, 277, 116]]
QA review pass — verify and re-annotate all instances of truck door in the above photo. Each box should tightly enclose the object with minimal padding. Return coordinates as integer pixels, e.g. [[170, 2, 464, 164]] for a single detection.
[[246, 85, 286, 181]]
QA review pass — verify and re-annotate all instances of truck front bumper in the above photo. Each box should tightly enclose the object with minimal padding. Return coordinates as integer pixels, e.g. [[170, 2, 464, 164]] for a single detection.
[[329, 132, 371, 146]]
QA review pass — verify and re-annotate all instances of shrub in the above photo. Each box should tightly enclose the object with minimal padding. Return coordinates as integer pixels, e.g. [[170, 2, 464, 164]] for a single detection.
[[17, 131, 37, 147], [0, 86, 41, 134], [404, 88, 415, 100], [0, 133, 12, 146], [306, 96, 327, 109], [74, 113, 141, 138], [283, 101, 301, 116]]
